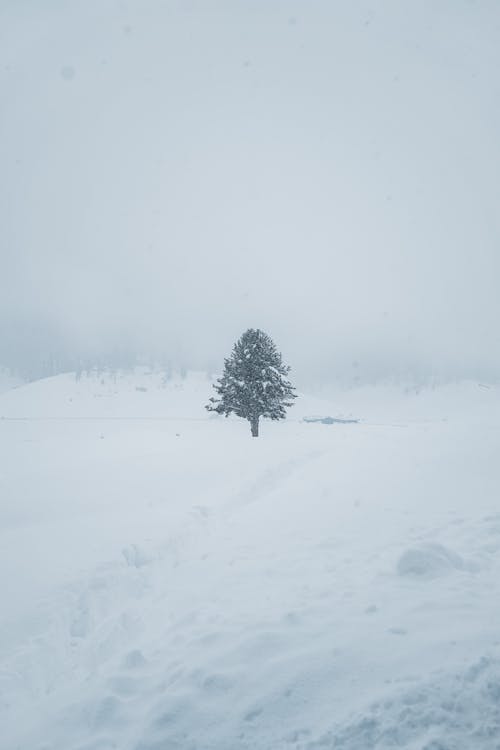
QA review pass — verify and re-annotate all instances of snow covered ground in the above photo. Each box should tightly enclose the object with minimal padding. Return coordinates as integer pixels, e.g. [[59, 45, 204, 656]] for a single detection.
[[0, 369, 23, 396], [1, 371, 500, 749]]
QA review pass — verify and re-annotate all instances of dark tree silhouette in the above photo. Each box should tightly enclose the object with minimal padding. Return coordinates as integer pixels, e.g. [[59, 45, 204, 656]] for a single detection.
[[206, 329, 296, 437]]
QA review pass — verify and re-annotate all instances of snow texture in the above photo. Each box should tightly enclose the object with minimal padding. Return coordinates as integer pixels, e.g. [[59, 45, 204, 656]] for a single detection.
[[1, 371, 500, 749]]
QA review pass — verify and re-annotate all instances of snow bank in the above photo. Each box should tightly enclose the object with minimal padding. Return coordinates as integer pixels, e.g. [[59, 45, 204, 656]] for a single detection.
[[312, 655, 500, 749]]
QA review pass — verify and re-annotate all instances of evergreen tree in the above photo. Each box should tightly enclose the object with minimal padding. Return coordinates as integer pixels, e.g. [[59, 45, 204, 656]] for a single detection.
[[206, 329, 296, 437]]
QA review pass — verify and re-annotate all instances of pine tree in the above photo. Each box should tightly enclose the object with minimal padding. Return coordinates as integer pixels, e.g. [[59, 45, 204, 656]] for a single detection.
[[206, 329, 296, 437]]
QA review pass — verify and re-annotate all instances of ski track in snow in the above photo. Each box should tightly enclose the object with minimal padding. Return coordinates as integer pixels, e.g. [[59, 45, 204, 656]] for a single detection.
[[1, 373, 500, 749]]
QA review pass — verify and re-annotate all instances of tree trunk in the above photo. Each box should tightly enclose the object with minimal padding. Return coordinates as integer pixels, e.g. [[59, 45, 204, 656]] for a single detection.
[[250, 417, 259, 437]]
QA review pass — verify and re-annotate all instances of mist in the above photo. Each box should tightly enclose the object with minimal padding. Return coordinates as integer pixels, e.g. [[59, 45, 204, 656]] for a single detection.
[[2, 0, 500, 386]]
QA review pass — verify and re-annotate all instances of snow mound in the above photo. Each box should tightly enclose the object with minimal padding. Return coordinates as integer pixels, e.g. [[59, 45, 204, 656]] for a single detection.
[[310, 655, 500, 749], [397, 543, 465, 578], [122, 544, 155, 568]]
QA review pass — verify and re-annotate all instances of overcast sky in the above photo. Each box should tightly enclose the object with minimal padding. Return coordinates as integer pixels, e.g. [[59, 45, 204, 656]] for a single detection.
[[2, 0, 500, 384]]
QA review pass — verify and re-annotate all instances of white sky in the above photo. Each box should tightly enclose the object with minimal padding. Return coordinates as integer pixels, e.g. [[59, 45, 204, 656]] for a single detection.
[[2, 0, 500, 384]]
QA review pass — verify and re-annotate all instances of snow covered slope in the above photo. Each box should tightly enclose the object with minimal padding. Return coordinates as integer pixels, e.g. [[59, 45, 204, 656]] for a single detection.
[[1, 373, 500, 749], [0, 368, 23, 396]]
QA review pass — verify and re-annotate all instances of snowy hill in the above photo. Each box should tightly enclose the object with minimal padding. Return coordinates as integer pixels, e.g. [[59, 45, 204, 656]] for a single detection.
[[0, 368, 23, 396], [1, 373, 500, 749]]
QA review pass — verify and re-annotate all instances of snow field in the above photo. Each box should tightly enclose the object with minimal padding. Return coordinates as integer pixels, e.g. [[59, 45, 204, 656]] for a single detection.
[[1, 372, 500, 749]]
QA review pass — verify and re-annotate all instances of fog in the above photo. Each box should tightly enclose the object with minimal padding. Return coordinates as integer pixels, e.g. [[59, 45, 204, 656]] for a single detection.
[[2, 0, 500, 386]]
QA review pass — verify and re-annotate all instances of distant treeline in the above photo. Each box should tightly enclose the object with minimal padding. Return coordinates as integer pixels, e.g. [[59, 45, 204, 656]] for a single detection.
[[1, 353, 180, 383]]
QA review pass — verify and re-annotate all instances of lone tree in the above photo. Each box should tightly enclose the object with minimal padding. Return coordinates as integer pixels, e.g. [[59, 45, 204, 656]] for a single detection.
[[206, 328, 296, 437]]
